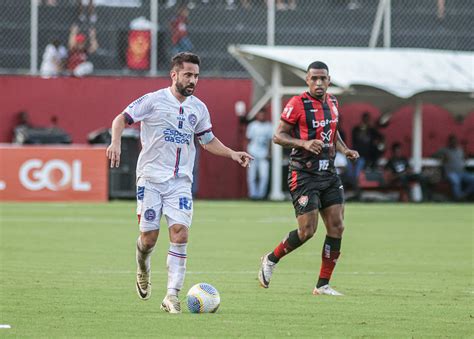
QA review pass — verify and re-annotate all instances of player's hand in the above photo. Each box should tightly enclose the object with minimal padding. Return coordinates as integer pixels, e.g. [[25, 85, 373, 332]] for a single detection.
[[106, 143, 121, 168], [302, 139, 324, 154], [345, 149, 359, 161], [231, 151, 254, 168]]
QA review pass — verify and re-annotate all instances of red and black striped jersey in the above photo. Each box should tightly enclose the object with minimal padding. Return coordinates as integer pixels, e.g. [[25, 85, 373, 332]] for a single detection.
[[280, 92, 340, 175]]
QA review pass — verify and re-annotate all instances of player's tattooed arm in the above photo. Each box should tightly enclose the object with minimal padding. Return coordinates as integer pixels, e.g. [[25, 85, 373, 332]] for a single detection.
[[336, 130, 359, 161], [273, 120, 323, 154]]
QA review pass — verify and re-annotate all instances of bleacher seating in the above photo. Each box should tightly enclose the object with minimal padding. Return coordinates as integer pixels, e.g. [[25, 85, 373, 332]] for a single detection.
[[0, 0, 472, 75]]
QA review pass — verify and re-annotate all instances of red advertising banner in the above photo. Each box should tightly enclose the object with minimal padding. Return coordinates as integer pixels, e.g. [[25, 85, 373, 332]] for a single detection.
[[0, 145, 108, 202]]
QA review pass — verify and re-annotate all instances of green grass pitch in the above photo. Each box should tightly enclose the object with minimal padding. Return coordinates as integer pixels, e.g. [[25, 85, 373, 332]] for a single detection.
[[0, 201, 472, 337]]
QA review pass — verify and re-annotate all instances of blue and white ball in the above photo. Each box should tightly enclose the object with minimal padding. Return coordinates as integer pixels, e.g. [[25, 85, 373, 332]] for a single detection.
[[186, 283, 220, 313]]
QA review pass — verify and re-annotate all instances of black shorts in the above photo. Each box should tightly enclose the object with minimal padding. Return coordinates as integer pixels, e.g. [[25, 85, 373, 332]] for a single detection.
[[288, 170, 344, 216]]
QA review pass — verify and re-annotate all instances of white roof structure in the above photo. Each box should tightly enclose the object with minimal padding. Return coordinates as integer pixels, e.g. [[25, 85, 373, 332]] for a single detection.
[[229, 45, 474, 200]]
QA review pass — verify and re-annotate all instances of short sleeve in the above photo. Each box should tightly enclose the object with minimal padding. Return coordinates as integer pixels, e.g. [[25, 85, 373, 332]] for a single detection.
[[280, 96, 301, 125], [123, 93, 153, 125], [329, 94, 339, 109], [195, 103, 213, 135]]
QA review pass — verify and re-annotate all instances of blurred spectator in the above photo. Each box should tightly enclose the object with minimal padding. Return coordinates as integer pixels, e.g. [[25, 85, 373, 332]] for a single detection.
[[12, 111, 33, 143], [385, 142, 432, 201], [346, 112, 382, 196], [49, 115, 60, 130], [437, 0, 445, 20], [246, 110, 273, 200], [78, 0, 97, 25], [347, 0, 361, 10], [40, 39, 68, 78], [433, 134, 474, 201], [170, 6, 193, 56], [41, 0, 58, 6], [224, 0, 255, 10], [67, 24, 99, 77], [370, 133, 386, 168], [276, 0, 297, 11], [335, 117, 348, 178]]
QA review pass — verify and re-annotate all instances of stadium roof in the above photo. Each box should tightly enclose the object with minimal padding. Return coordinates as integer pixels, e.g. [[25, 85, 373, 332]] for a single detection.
[[229, 45, 474, 119], [229, 45, 474, 200]]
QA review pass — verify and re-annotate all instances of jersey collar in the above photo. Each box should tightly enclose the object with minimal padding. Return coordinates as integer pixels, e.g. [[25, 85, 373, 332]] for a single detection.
[[167, 86, 191, 106]]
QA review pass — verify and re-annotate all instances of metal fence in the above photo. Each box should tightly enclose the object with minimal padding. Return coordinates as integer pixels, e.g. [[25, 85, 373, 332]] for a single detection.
[[1, 0, 472, 77]]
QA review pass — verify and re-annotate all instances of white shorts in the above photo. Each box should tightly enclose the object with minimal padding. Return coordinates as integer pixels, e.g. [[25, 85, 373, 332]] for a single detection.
[[136, 177, 193, 232]]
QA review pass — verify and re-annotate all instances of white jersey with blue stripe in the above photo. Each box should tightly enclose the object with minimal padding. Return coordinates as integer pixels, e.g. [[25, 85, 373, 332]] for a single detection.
[[123, 87, 213, 184]]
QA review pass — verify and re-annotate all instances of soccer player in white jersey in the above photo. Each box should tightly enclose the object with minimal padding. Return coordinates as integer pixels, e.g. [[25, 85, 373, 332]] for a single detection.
[[106, 52, 253, 314]]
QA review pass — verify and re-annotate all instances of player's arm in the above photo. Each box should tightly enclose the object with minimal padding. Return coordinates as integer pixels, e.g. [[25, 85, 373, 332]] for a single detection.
[[200, 135, 253, 168], [273, 120, 323, 155], [335, 130, 359, 161], [87, 27, 99, 54], [106, 113, 127, 168], [68, 24, 79, 49]]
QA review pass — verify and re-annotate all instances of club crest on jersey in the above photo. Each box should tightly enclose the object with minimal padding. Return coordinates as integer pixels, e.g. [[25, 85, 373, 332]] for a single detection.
[[298, 195, 308, 207], [144, 208, 156, 221], [188, 113, 197, 126]]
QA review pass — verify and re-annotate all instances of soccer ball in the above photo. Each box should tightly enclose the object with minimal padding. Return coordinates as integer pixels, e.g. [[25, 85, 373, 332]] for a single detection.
[[186, 283, 220, 313]]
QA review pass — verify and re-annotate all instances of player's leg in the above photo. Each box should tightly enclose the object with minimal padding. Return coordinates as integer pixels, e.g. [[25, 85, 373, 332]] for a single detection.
[[259, 172, 320, 288], [313, 176, 345, 296], [313, 204, 344, 296], [258, 210, 318, 288], [160, 178, 193, 314], [135, 179, 163, 300], [160, 222, 188, 314]]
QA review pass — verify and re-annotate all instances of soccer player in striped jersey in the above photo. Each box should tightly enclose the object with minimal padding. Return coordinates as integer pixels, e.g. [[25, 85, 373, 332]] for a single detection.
[[106, 52, 253, 314], [258, 61, 359, 295]]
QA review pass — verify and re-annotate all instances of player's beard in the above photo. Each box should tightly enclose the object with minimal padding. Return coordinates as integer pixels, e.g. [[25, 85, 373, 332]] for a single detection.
[[176, 82, 195, 97]]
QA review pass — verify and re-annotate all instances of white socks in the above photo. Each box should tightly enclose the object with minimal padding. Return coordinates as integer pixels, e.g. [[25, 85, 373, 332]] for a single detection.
[[166, 242, 187, 296], [136, 237, 154, 273]]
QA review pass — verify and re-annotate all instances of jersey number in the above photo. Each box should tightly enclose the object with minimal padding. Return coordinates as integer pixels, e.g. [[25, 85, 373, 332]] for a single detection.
[[318, 160, 329, 171]]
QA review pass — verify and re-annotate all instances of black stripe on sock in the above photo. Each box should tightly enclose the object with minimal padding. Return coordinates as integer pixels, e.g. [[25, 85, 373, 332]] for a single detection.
[[288, 229, 303, 248], [324, 235, 341, 251]]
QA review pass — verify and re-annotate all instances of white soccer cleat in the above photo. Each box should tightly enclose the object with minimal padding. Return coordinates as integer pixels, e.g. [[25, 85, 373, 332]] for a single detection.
[[312, 284, 344, 296], [136, 271, 151, 300], [160, 294, 182, 314], [258, 254, 276, 288]]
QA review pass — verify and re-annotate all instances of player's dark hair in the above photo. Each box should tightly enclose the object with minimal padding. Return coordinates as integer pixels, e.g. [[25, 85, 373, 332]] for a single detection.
[[307, 61, 329, 73], [391, 142, 401, 152], [171, 52, 201, 70]]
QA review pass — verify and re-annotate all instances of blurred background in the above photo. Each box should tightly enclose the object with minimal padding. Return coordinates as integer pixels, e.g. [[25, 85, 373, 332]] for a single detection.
[[1, 0, 473, 203]]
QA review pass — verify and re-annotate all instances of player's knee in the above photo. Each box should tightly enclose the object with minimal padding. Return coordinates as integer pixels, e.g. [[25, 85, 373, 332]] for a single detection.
[[140, 230, 159, 249], [330, 221, 344, 237], [141, 236, 157, 249], [170, 224, 189, 243], [299, 225, 316, 241]]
